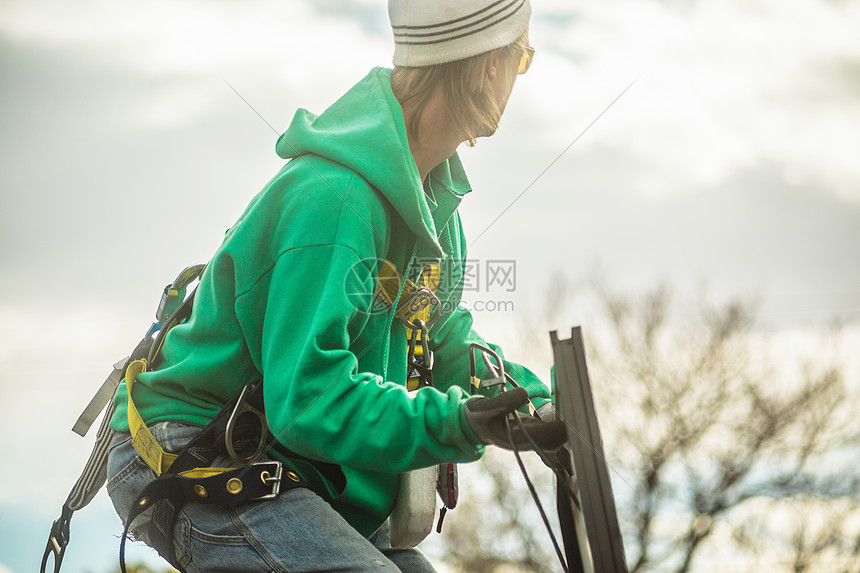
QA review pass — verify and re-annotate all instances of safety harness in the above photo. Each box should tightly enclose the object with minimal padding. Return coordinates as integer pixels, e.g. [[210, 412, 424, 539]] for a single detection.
[[39, 265, 307, 573], [119, 368, 306, 572], [42, 258, 457, 571]]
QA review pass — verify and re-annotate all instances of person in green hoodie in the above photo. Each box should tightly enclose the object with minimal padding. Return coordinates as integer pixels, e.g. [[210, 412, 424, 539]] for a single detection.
[[106, 0, 565, 571]]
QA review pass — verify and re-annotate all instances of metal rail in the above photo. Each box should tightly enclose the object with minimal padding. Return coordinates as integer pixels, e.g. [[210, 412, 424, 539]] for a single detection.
[[552, 327, 629, 573]]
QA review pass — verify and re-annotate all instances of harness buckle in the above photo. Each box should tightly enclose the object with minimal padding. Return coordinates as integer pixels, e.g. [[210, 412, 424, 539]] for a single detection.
[[40, 505, 72, 573], [252, 461, 284, 500], [397, 287, 441, 328]]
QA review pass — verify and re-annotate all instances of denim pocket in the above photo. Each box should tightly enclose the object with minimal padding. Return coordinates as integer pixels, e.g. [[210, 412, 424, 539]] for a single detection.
[[106, 423, 203, 515], [106, 435, 159, 544], [152, 421, 205, 454], [107, 422, 289, 572], [174, 505, 287, 573]]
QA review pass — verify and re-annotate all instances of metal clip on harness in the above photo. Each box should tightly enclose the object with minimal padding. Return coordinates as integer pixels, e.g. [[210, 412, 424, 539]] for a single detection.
[[468, 342, 537, 416], [41, 506, 72, 573], [397, 286, 441, 329], [406, 318, 434, 389], [468, 342, 507, 394], [146, 264, 206, 339]]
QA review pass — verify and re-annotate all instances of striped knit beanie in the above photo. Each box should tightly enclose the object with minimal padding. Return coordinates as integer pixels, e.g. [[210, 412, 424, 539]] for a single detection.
[[389, 0, 531, 67]]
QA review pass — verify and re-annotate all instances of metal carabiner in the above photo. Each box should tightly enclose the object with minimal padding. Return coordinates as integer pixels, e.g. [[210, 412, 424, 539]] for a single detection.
[[145, 264, 206, 338], [406, 319, 434, 388], [468, 342, 507, 394], [482, 351, 523, 390], [469, 343, 535, 414]]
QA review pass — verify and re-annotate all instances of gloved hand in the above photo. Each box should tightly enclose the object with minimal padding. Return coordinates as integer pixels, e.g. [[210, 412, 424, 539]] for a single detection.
[[464, 387, 567, 451]]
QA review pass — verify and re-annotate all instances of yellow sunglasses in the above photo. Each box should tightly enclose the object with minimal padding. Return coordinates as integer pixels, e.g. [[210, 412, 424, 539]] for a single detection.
[[517, 45, 535, 75]]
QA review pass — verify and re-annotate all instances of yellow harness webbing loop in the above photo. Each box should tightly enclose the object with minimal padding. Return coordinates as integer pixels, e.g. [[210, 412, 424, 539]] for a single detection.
[[126, 359, 177, 475], [178, 467, 231, 479], [375, 260, 440, 309], [375, 259, 404, 307]]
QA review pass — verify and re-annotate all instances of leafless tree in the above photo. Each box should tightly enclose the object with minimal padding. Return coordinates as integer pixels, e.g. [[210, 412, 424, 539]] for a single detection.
[[438, 278, 860, 573], [437, 447, 562, 573]]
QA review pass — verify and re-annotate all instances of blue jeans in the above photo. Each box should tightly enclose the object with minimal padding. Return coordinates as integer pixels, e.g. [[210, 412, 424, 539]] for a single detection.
[[107, 421, 437, 572]]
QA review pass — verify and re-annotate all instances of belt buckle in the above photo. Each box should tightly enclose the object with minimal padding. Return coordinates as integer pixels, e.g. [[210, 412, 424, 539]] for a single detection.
[[253, 461, 283, 500]]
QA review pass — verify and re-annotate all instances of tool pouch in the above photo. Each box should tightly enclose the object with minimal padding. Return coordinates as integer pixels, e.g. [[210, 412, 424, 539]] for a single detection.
[[389, 466, 438, 548]]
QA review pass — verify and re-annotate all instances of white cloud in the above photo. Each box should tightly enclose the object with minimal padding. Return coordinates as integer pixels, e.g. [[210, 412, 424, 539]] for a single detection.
[[0, 0, 389, 74], [524, 0, 860, 201], [0, 0, 392, 133], [3, 0, 857, 201]]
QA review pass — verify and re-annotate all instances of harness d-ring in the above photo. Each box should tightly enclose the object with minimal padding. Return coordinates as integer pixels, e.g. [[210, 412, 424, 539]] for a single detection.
[[224, 382, 268, 465]]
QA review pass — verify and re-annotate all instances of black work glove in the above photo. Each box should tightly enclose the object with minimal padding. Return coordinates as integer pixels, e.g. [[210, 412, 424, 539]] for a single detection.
[[464, 387, 568, 451]]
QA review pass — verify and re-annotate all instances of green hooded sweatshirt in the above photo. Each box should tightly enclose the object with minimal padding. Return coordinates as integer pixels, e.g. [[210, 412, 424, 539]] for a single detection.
[[110, 67, 550, 536]]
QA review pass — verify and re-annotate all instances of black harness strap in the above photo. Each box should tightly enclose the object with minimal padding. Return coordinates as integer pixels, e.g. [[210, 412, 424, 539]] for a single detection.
[[120, 380, 310, 573]]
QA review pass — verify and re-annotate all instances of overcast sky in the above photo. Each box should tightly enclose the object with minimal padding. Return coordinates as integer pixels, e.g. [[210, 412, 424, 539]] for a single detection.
[[1, 0, 859, 571]]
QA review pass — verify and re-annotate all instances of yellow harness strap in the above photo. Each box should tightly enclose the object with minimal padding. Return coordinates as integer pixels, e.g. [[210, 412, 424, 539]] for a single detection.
[[375, 260, 440, 307], [376, 260, 414, 313], [127, 359, 232, 480], [177, 467, 232, 479], [126, 359, 177, 475]]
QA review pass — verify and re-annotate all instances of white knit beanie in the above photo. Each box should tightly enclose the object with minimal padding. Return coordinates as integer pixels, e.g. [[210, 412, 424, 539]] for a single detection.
[[389, 0, 532, 67]]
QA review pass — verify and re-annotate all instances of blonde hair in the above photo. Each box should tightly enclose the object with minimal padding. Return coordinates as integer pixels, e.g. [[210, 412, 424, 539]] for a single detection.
[[391, 30, 528, 147]]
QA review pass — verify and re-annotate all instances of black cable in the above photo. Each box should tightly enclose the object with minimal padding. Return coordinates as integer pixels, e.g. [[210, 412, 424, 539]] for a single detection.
[[482, 349, 582, 507], [505, 415, 570, 573], [476, 348, 583, 570], [512, 414, 581, 509]]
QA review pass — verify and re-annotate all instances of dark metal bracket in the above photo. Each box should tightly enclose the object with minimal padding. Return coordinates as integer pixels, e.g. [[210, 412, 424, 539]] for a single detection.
[[552, 327, 629, 573]]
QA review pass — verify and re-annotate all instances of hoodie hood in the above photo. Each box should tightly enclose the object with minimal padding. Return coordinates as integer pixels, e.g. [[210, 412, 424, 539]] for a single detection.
[[275, 67, 470, 258]]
